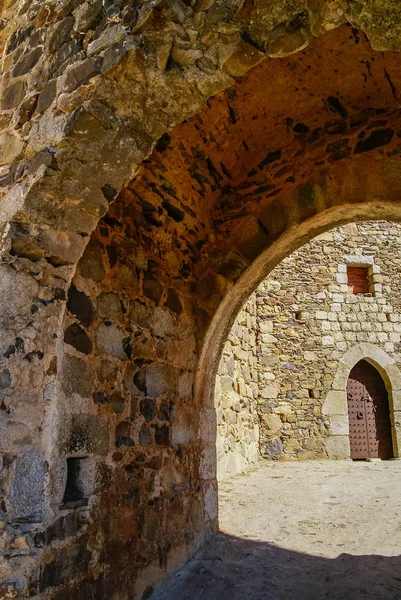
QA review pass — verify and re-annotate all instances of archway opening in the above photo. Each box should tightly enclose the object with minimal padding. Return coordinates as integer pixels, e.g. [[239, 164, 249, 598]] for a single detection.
[[214, 220, 401, 478], [200, 219, 401, 600]]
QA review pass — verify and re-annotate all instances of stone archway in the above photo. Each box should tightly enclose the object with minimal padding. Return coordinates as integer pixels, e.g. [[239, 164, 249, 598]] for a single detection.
[[322, 342, 401, 459], [3, 6, 401, 598], [197, 206, 401, 463], [48, 202, 401, 598]]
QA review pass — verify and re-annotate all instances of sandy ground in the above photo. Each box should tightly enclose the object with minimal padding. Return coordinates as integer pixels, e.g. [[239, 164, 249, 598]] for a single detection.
[[151, 460, 401, 600]]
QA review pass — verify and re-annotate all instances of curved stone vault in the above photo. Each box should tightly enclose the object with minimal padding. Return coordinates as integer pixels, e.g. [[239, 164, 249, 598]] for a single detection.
[[1, 1, 401, 598]]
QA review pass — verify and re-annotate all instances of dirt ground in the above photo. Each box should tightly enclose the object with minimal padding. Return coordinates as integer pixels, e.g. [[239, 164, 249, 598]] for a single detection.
[[151, 460, 401, 600]]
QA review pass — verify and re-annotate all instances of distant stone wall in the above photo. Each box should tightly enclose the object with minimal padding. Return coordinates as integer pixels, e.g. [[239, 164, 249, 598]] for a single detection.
[[215, 301, 259, 481], [255, 279, 330, 460], [215, 221, 401, 473]]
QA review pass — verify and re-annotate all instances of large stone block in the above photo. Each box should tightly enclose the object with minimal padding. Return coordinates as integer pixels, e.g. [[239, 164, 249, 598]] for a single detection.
[[146, 363, 174, 397], [151, 307, 176, 338], [77, 239, 106, 282], [95, 323, 126, 359], [260, 384, 279, 399], [260, 413, 282, 432], [61, 354, 94, 398], [322, 391, 347, 416], [219, 376, 234, 393], [0, 132, 24, 166], [386, 365, 401, 396], [63, 414, 109, 456], [96, 292, 124, 322], [329, 415, 350, 436], [11, 452, 45, 522], [324, 436, 350, 459], [1, 80, 26, 110], [283, 438, 301, 453], [264, 438, 283, 456], [73, 0, 103, 32], [217, 450, 248, 481]]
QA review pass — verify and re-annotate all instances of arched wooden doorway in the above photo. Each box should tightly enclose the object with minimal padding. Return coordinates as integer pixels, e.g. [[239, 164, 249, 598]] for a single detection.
[[347, 360, 393, 459]]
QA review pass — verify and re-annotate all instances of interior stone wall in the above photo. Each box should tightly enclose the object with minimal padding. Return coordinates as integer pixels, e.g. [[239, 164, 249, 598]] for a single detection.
[[216, 221, 401, 471], [36, 171, 214, 599]]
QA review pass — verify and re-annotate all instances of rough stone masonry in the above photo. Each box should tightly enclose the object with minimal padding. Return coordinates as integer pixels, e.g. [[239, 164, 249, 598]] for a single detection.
[[1, 1, 401, 598], [216, 221, 401, 478]]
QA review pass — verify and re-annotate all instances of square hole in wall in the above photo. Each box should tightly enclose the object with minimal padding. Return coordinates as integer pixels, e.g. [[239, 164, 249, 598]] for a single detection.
[[347, 266, 371, 294], [61, 457, 90, 509]]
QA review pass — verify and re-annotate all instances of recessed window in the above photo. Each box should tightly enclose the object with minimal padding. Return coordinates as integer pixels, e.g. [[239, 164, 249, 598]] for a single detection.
[[61, 457, 89, 509], [347, 266, 370, 294]]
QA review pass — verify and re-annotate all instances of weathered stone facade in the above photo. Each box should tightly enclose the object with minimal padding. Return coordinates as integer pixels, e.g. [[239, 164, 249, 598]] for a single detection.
[[216, 221, 401, 474], [1, 0, 401, 598]]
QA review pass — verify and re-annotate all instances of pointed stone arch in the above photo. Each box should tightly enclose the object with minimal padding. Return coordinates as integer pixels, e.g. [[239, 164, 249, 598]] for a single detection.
[[322, 343, 401, 459]]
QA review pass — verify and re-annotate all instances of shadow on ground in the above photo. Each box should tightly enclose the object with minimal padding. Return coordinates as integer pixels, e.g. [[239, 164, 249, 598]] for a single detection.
[[150, 532, 401, 600]]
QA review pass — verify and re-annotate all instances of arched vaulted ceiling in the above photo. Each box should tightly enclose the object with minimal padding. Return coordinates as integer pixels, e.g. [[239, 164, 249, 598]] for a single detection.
[[121, 24, 401, 279]]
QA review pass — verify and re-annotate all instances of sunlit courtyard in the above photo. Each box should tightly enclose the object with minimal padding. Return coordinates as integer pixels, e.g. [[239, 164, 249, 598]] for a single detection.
[[152, 460, 401, 599]]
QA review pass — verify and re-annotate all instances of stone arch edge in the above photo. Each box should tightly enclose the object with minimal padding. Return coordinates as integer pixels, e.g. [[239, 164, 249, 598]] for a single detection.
[[323, 343, 401, 459], [196, 205, 401, 491]]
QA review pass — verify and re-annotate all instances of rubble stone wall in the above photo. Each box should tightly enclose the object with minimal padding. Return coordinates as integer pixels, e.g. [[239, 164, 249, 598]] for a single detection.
[[216, 221, 401, 472], [45, 190, 207, 600], [215, 300, 259, 481]]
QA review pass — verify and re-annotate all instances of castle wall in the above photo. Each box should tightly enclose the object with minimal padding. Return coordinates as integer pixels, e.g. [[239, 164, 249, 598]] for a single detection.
[[216, 221, 401, 473], [215, 301, 259, 481]]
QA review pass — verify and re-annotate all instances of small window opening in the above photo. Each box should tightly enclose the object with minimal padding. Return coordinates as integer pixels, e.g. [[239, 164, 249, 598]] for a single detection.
[[347, 266, 370, 294], [295, 311, 303, 320], [308, 388, 315, 399], [386, 313, 391, 322], [61, 457, 89, 509]]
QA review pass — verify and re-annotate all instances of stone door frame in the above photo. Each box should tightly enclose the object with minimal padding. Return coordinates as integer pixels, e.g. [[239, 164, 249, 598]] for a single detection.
[[322, 343, 401, 459]]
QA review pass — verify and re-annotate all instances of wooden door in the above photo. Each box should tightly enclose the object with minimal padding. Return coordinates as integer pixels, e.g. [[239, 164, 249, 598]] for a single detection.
[[347, 360, 393, 459]]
